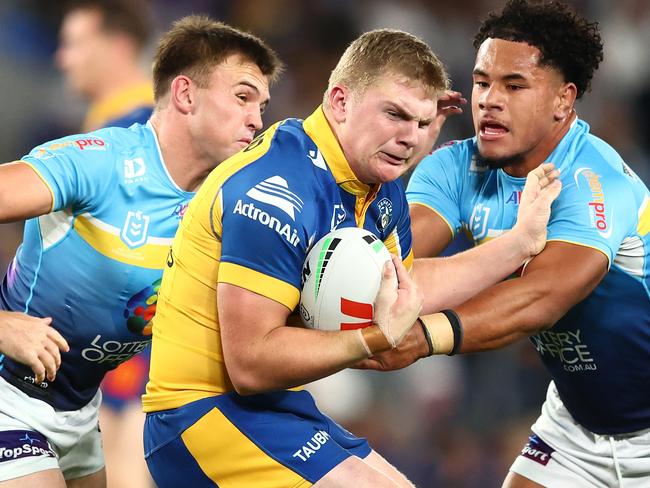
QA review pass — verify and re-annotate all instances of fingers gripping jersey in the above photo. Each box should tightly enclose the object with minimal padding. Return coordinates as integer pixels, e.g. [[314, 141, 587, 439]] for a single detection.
[[407, 118, 650, 435], [143, 107, 413, 412], [0, 123, 194, 410]]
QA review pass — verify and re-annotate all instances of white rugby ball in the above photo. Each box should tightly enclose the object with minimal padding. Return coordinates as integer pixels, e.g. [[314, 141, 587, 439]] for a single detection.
[[299, 227, 392, 331]]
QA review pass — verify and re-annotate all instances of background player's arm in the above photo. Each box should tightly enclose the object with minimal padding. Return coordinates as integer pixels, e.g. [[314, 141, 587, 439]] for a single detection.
[[0, 162, 53, 222], [218, 257, 421, 395], [454, 241, 607, 352]]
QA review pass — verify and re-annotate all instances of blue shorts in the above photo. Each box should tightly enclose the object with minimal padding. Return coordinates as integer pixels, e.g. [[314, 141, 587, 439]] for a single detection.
[[144, 390, 371, 487]]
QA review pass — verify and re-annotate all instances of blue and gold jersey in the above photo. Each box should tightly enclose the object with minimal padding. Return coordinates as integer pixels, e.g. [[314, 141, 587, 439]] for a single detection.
[[144, 107, 413, 412], [0, 122, 194, 411], [83, 81, 154, 131], [407, 118, 650, 435]]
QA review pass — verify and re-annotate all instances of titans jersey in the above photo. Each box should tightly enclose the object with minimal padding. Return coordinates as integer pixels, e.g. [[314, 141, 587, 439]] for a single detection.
[[143, 106, 413, 413], [407, 118, 650, 435], [0, 122, 194, 411]]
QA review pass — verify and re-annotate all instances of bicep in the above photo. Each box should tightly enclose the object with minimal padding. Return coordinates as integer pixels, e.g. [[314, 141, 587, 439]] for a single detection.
[[0, 162, 53, 222], [409, 203, 454, 258], [218, 283, 291, 364], [521, 241, 609, 318]]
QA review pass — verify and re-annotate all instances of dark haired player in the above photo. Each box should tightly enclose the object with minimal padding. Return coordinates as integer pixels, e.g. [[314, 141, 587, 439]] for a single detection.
[[367, 1, 650, 486]]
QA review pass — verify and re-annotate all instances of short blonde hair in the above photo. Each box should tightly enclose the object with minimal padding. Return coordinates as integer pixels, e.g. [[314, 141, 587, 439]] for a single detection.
[[325, 29, 448, 104]]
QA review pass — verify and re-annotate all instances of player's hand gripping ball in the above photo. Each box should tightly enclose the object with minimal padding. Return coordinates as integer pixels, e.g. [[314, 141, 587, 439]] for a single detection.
[[299, 227, 393, 331]]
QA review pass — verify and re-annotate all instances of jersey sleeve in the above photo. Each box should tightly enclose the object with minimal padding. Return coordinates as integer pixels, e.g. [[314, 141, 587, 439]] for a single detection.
[[216, 170, 309, 311], [548, 167, 635, 265], [406, 145, 463, 236], [21, 134, 114, 213]]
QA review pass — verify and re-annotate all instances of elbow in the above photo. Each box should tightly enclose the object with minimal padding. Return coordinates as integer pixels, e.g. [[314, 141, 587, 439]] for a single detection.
[[227, 361, 271, 396]]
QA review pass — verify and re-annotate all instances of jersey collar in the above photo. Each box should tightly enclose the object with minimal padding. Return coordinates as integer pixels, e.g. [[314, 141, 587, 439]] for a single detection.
[[303, 106, 375, 196]]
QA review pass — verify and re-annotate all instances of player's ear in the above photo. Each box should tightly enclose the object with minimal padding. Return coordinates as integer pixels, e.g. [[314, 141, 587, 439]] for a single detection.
[[554, 82, 577, 121], [327, 84, 350, 123], [170, 75, 194, 115]]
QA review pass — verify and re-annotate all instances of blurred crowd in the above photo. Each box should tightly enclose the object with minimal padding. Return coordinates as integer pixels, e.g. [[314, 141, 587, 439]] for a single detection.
[[0, 1, 648, 486]]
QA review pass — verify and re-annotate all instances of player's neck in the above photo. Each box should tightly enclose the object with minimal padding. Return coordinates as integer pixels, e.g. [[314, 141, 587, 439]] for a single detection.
[[150, 115, 211, 193], [503, 110, 576, 178]]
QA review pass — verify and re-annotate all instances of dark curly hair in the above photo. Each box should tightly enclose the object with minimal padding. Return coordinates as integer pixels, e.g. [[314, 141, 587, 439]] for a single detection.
[[473, 0, 603, 99]]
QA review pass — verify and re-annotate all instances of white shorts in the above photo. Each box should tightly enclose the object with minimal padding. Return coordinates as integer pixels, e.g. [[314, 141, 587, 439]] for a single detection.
[[0, 376, 104, 482], [510, 381, 650, 488]]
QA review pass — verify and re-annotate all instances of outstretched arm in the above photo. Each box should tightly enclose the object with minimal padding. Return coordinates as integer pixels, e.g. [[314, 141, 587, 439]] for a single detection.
[[454, 241, 607, 352], [0, 162, 53, 222], [355, 163, 562, 371], [414, 163, 561, 313]]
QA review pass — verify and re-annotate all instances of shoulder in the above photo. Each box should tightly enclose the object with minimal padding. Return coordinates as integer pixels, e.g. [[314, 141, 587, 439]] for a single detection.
[[222, 119, 323, 194]]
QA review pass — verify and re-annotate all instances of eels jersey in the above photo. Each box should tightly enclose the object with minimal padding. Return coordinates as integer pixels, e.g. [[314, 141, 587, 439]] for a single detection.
[[407, 118, 650, 435], [143, 107, 413, 413], [83, 81, 154, 132], [0, 122, 194, 411]]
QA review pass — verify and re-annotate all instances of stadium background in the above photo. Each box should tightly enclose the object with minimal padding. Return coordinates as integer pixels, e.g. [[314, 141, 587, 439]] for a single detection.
[[0, 1, 648, 485]]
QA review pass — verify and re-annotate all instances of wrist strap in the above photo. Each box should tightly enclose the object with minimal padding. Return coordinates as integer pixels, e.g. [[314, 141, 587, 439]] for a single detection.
[[417, 318, 434, 357], [440, 309, 463, 356]]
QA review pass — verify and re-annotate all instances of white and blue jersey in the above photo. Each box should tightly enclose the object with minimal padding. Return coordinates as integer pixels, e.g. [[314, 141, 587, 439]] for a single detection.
[[0, 122, 193, 411], [407, 118, 650, 435]]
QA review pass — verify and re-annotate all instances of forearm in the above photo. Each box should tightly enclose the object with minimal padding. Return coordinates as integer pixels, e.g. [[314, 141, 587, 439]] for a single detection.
[[227, 325, 388, 395], [414, 228, 531, 314]]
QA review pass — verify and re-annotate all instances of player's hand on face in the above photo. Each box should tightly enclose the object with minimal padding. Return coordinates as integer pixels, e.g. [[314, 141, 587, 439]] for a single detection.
[[372, 255, 423, 348], [424, 91, 467, 153], [0, 311, 69, 384], [514, 162, 562, 256]]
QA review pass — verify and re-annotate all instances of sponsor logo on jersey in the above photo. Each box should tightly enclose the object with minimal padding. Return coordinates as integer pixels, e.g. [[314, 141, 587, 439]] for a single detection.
[[233, 200, 300, 247], [172, 202, 188, 219], [574, 167, 611, 237], [124, 278, 161, 335], [530, 328, 597, 372], [521, 435, 554, 466], [0, 431, 56, 462], [506, 190, 522, 205], [246, 176, 304, 220], [307, 148, 327, 170], [121, 211, 150, 248], [292, 430, 331, 461], [124, 157, 146, 183], [34, 138, 107, 159], [469, 203, 491, 241], [330, 204, 346, 230], [376, 198, 393, 232], [81, 335, 150, 365]]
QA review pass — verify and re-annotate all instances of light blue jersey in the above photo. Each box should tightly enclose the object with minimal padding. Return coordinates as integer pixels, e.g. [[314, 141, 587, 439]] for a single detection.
[[407, 118, 650, 435], [0, 122, 193, 411]]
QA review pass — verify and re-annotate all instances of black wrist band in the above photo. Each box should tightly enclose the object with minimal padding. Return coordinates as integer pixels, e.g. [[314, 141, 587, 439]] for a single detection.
[[440, 309, 463, 356], [418, 318, 434, 357]]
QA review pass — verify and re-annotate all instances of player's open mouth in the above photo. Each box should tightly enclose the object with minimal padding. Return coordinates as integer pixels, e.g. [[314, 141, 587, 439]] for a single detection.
[[479, 120, 509, 141]]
